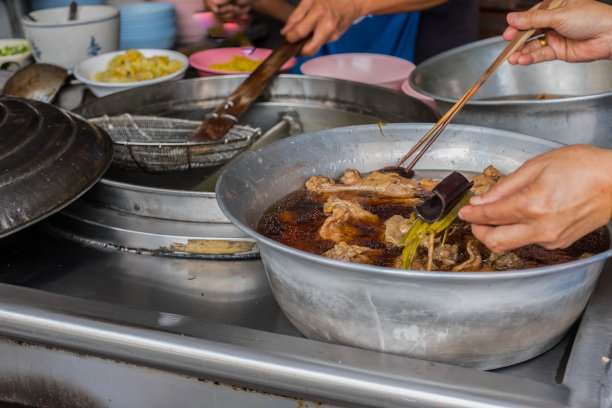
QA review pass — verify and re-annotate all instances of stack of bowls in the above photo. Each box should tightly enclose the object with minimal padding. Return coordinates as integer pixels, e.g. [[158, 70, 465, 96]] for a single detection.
[[30, 0, 103, 11], [117, 2, 177, 50], [151, 0, 207, 45]]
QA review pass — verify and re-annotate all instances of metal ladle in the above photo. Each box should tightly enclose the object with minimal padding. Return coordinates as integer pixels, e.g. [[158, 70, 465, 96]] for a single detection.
[[2, 63, 68, 103]]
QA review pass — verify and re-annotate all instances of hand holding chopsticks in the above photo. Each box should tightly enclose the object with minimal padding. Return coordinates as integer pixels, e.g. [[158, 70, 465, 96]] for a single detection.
[[395, 0, 566, 172]]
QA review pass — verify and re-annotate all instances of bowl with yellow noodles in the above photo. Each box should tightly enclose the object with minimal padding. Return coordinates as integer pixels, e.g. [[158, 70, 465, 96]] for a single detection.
[[189, 47, 297, 77], [74, 49, 188, 97]]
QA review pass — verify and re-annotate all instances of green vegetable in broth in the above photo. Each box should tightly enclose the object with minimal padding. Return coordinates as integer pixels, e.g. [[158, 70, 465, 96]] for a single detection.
[[400, 192, 473, 269]]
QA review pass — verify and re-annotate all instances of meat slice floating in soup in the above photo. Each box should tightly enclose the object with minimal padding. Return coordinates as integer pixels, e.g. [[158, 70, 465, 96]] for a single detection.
[[256, 167, 608, 272]]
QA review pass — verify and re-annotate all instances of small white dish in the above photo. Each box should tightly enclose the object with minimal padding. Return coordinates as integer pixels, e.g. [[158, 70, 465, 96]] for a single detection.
[[73, 49, 188, 97]]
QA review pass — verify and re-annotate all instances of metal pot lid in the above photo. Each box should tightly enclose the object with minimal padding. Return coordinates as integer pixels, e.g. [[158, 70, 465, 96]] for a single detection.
[[0, 96, 113, 239]]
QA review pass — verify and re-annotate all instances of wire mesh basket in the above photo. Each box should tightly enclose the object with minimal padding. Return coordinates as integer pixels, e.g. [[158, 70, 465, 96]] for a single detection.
[[89, 114, 262, 173]]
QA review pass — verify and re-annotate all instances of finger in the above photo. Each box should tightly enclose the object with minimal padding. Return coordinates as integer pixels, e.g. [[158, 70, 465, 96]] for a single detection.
[[470, 163, 540, 206], [281, 0, 313, 35], [284, 4, 331, 52], [507, 7, 566, 31], [300, 16, 338, 55], [516, 43, 558, 65], [459, 182, 538, 226], [502, 26, 520, 41], [470, 223, 540, 252], [284, 14, 317, 45]]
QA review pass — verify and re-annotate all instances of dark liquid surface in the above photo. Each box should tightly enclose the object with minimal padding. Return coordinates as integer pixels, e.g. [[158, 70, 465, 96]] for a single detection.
[[257, 188, 609, 271], [476, 94, 569, 101]]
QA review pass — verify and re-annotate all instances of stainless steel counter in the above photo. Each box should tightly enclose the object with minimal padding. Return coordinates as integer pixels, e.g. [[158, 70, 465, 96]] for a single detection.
[[0, 218, 611, 407]]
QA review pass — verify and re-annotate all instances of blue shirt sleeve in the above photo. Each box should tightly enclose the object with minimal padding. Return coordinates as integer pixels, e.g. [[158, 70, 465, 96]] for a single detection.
[[294, 12, 420, 73]]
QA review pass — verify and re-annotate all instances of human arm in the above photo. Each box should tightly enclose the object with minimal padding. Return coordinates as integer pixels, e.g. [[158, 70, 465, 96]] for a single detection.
[[280, 0, 448, 56], [504, 0, 612, 65], [457, 145, 612, 252], [203, 0, 254, 23]]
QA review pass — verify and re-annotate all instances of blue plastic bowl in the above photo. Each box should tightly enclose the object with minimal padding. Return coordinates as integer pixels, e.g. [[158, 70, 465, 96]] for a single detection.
[[120, 36, 176, 50], [121, 27, 178, 40], [121, 23, 177, 35], [117, 2, 175, 19]]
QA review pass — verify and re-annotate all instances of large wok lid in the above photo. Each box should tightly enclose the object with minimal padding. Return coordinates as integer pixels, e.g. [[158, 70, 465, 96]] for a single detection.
[[0, 96, 113, 239]]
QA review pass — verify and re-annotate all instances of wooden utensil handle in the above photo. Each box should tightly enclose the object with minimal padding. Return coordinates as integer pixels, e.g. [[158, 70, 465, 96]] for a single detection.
[[188, 38, 307, 142]]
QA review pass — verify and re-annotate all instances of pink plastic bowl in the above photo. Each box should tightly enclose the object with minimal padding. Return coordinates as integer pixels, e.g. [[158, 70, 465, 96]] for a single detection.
[[300, 53, 415, 91], [189, 47, 297, 76]]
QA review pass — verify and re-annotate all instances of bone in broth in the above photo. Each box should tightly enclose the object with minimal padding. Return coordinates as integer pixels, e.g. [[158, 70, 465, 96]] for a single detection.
[[256, 166, 608, 272]]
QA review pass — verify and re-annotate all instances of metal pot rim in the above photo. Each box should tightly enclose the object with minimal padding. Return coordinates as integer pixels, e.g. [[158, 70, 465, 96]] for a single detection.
[[410, 85, 612, 106], [409, 35, 612, 105], [217, 122, 612, 280]]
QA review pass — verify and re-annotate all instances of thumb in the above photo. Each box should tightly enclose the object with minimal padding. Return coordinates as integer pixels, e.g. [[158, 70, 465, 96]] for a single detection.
[[507, 7, 564, 31], [281, 0, 312, 35], [470, 163, 539, 205]]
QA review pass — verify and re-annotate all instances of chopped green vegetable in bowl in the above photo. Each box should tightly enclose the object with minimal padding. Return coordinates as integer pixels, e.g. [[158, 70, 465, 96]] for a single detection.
[[0, 44, 30, 57]]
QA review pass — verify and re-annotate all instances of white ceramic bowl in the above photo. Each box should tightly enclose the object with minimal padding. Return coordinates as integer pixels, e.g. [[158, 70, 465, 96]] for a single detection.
[[73, 49, 189, 97], [0, 39, 33, 71], [300, 53, 415, 91], [22, 5, 120, 70]]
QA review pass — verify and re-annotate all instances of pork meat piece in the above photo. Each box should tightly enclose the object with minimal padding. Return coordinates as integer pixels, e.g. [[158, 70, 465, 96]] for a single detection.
[[339, 168, 362, 185], [488, 251, 525, 270], [418, 178, 440, 192], [306, 170, 421, 198], [434, 244, 459, 267], [483, 165, 503, 180], [384, 215, 414, 246], [323, 241, 380, 265], [319, 197, 379, 242], [470, 166, 505, 196]]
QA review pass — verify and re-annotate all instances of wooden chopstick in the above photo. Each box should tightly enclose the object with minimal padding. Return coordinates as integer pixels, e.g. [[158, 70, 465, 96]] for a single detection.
[[396, 0, 565, 172]]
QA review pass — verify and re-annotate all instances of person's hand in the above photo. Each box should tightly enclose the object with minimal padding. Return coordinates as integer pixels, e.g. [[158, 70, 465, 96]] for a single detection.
[[204, 0, 254, 23], [280, 0, 364, 56], [503, 0, 612, 65], [458, 145, 612, 252]]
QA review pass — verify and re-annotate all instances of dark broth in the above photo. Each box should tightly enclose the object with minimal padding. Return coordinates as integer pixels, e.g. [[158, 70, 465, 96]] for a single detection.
[[257, 189, 610, 271], [476, 94, 570, 101]]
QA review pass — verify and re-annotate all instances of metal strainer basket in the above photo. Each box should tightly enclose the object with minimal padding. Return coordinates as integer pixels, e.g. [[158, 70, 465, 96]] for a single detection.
[[89, 114, 262, 173]]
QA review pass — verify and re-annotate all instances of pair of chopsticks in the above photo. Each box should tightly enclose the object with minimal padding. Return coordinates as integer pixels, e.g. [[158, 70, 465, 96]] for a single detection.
[[396, 0, 565, 172]]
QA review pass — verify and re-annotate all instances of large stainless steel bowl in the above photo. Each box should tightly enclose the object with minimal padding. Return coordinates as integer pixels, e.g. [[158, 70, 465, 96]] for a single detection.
[[409, 36, 612, 148], [216, 123, 612, 370]]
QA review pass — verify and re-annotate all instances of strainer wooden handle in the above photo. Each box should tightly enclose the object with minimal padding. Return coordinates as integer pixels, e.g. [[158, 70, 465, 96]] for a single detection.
[[188, 38, 307, 142]]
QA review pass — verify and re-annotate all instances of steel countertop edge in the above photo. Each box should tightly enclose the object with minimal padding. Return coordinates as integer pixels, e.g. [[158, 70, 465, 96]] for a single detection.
[[0, 261, 610, 407]]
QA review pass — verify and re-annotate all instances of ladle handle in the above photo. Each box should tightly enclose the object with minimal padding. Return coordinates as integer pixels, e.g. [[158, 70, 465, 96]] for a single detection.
[[396, 0, 565, 172], [69, 1, 78, 20], [188, 37, 307, 142]]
